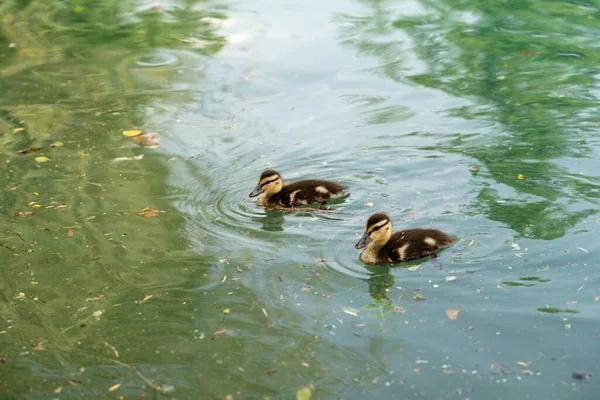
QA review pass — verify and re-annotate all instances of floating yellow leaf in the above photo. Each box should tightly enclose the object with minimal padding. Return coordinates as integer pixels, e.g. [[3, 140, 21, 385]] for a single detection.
[[140, 295, 153, 303], [517, 174, 524, 180], [51, 141, 64, 147], [108, 383, 121, 392], [296, 387, 312, 400], [138, 207, 162, 217], [14, 292, 25, 300], [223, 309, 230, 315], [123, 130, 142, 137], [35, 156, 50, 163]]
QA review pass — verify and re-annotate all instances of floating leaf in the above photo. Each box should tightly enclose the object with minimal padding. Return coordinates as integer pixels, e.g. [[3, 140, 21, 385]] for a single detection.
[[140, 295, 153, 303], [296, 387, 312, 400], [15, 211, 35, 217], [340, 306, 360, 316], [108, 383, 121, 392], [35, 156, 50, 163], [122, 130, 142, 137], [51, 142, 64, 148], [214, 329, 230, 335], [412, 294, 426, 302], [445, 309, 459, 320], [517, 174, 524, 180], [536, 307, 579, 314], [223, 308, 230, 315], [131, 131, 159, 147], [19, 147, 43, 154], [67, 230, 74, 238], [138, 207, 162, 217], [14, 292, 25, 300], [519, 277, 551, 283], [502, 281, 535, 287]]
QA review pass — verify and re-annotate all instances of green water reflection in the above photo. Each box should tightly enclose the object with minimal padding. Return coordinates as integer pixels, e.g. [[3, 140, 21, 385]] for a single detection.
[[2, 0, 600, 399], [339, 0, 600, 240]]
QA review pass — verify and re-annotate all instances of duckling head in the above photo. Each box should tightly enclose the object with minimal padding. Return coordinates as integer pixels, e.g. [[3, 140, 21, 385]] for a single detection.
[[249, 170, 283, 198], [355, 213, 392, 249]]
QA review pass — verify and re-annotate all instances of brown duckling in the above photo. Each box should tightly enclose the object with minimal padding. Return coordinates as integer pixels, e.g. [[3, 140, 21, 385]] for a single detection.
[[355, 213, 457, 265], [249, 170, 346, 208]]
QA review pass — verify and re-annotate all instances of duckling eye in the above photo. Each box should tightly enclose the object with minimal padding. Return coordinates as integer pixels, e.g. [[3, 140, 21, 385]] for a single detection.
[[368, 221, 389, 234], [260, 177, 279, 188]]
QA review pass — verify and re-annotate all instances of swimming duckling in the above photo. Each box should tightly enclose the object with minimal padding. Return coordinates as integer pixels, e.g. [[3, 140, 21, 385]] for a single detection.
[[355, 213, 457, 265], [249, 170, 346, 209]]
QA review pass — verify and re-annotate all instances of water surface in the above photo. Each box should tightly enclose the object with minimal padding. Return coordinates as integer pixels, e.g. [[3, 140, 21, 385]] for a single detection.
[[1, 0, 599, 399]]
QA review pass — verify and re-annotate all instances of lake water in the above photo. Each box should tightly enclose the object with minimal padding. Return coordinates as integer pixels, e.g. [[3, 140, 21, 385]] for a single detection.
[[1, 0, 599, 399]]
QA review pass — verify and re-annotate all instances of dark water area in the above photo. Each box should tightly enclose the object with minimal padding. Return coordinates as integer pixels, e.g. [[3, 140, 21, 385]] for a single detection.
[[1, 0, 599, 399]]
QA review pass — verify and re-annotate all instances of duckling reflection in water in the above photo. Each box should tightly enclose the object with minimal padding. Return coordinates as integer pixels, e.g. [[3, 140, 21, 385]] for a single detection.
[[249, 170, 347, 209], [356, 213, 457, 265], [365, 265, 395, 302]]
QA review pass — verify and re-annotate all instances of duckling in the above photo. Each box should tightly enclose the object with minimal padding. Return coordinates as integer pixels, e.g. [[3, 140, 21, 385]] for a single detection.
[[355, 213, 457, 265], [248, 170, 346, 209]]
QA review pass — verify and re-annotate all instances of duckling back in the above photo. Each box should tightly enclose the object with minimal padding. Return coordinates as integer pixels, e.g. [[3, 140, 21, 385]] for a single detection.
[[384, 229, 457, 262], [266, 179, 346, 207]]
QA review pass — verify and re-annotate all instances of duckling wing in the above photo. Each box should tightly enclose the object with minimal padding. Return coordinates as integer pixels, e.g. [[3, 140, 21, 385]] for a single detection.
[[282, 180, 346, 206], [386, 229, 457, 262]]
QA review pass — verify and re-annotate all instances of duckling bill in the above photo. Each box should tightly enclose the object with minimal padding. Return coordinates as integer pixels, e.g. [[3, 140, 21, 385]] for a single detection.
[[356, 213, 457, 265], [249, 170, 346, 208]]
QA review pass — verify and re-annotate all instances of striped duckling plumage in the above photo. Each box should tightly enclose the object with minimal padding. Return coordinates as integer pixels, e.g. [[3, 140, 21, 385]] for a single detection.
[[355, 213, 457, 265], [249, 170, 346, 209]]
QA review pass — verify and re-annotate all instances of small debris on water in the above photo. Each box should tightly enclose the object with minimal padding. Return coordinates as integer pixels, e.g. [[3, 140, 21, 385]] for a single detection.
[[445, 309, 459, 320], [572, 372, 591, 381]]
